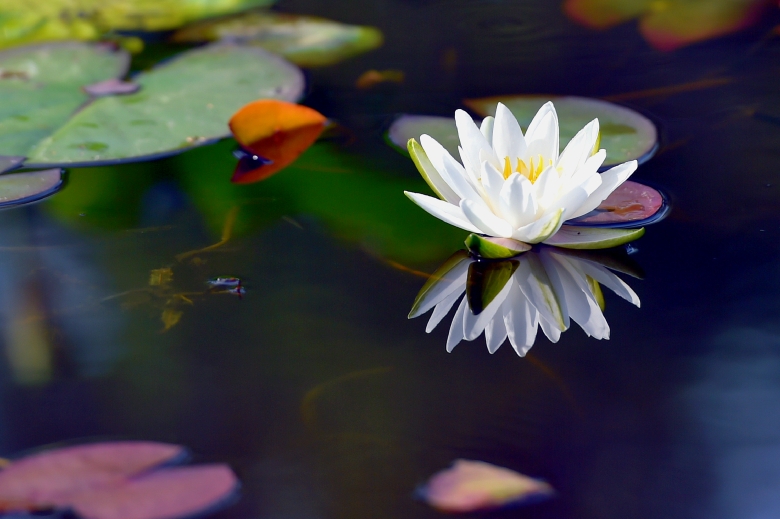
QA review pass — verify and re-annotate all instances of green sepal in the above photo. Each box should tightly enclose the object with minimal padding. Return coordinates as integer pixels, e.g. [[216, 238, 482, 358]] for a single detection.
[[466, 259, 519, 315], [464, 234, 531, 259]]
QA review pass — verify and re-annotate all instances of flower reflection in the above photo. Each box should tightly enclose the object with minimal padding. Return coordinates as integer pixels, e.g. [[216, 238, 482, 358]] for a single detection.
[[409, 248, 640, 355]]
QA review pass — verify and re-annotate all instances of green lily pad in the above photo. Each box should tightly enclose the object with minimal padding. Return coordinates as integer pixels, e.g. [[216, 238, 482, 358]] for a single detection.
[[0, 168, 63, 208], [464, 95, 658, 167], [173, 11, 383, 67], [543, 225, 645, 249], [0, 42, 130, 158], [0, 0, 276, 50], [388, 115, 466, 159], [25, 44, 304, 167]]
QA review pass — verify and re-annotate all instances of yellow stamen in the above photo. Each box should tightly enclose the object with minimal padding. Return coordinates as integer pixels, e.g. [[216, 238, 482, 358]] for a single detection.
[[503, 157, 512, 179]]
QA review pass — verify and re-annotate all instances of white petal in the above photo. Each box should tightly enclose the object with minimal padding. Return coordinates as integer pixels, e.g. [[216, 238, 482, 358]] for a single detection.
[[420, 135, 469, 199], [460, 199, 514, 238], [515, 255, 568, 330], [575, 260, 640, 307], [525, 102, 559, 163], [455, 109, 497, 173], [533, 165, 562, 211], [543, 251, 609, 339], [499, 173, 537, 228], [409, 256, 471, 318], [559, 173, 602, 221], [408, 137, 460, 204], [566, 149, 606, 189], [539, 314, 563, 343], [504, 280, 538, 356], [569, 160, 637, 219], [492, 103, 527, 164], [427, 288, 466, 332], [480, 161, 505, 210], [511, 208, 563, 244], [480, 116, 495, 142], [446, 296, 468, 352], [485, 312, 508, 353], [462, 278, 512, 341], [405, 192, 481, 233], [556, 119, 599, 180]]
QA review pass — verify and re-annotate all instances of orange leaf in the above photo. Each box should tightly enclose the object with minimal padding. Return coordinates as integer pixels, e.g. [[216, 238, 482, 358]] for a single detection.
[[228, 99, 326, 184]]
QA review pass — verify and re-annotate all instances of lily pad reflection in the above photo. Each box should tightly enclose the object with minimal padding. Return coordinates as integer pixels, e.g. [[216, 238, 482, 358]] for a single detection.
[[409, 247, 642, 355]]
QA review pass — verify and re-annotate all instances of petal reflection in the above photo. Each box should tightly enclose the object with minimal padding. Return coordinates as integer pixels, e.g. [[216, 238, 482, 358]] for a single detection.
[[410, 247, 641, 355]]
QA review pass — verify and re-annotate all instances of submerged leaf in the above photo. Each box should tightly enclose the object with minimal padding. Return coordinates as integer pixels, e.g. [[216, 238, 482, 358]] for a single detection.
[[0, 42, 130, 158], [0, 0, 275, 49], [229, 99, 326, 183], [420, 460, 554, 512], [464, 95, 658, 167], [173, 11, 383, 67], [25, 44, 304, 167]]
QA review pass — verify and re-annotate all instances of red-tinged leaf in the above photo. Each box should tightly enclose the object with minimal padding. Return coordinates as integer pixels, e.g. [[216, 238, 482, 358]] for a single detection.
[[569, 180, 667, 227], [420, 460, 554, 513], [70, 465, 239, 519], [0, 442, 184, 508], [228, 99, 326, 184]]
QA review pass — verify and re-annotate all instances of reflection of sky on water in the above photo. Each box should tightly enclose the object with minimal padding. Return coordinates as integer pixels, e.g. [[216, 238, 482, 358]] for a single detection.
[[678, 327, 780, 519]]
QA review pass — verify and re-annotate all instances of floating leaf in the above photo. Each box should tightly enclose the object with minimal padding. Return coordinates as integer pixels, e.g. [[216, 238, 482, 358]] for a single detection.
[[464, 95, 658, 167], [542, 225, 645, 249], [229, 99, 326, 183], [0, 156, 25, 174], [563, 0, 770, 51], [25, 44, 304, 167], [420, 460, 554, 513], [173, 11, 383, 67], [69, 465, 238, 519], [388, 115, 465, 158], [355, 69, 404, 89], [0, 442, 238, 519], [0, 0, 276, 49], [0, 42, 130, 158], [568, 180, 669, 227], [0, 442, 184, 507], [0, 168, 64, 208]]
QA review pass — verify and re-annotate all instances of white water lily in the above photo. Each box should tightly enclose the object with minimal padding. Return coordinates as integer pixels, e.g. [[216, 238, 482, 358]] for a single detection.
[[404, 102, 640, 251], [409, 248, 640, 355]]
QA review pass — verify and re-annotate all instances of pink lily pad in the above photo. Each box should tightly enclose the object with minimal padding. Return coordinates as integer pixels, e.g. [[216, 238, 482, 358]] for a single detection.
[[568, 180, 669, 228], [419, 460, 554, 513], [70, 465, 238, 519], [0, 441, 238, 519], [0, 442, 184, 508]]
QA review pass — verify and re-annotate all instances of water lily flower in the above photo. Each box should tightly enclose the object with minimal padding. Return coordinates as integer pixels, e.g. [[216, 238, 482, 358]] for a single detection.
[[404, 102, 644, 258], [409, 248, 640, 354]]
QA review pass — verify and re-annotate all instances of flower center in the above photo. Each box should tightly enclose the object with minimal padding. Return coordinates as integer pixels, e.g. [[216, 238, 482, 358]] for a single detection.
[[502, 155, 552, 183]]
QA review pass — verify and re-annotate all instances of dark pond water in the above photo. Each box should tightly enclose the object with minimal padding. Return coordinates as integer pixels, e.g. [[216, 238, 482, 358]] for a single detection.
[[2, 1, 780, 518]]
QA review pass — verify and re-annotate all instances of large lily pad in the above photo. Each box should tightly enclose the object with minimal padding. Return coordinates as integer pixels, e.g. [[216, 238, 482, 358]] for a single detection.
[[464, 95, 658, 167], [25, 44, 304, 167], [0, 0, 276, 49], [388, 115, 464, 158], [172, 11, 383, 67], [0, 42, 130, 158]]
